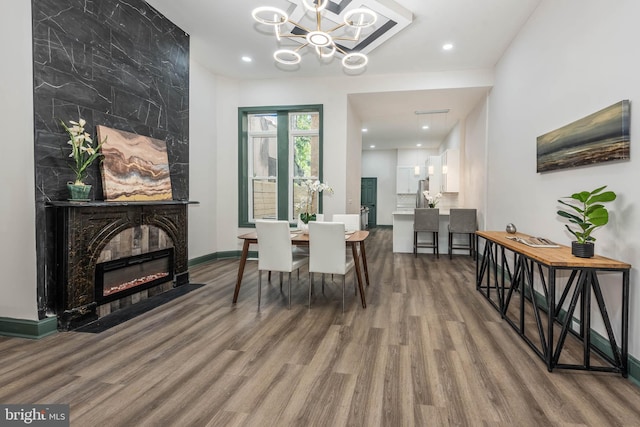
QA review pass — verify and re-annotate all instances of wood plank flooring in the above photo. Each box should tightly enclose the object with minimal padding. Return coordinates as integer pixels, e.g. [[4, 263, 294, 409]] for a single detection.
[[1, 227, 640, 426]]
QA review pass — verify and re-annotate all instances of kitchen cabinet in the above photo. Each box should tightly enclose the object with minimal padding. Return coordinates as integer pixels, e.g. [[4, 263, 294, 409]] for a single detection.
[[396, 166, 424, 194], [426, 156, 441, 194], [441, 148, 460, 193]]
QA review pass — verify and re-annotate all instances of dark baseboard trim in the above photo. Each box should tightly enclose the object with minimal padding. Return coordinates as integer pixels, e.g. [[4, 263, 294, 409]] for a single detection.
[[0, 316, 58, 339], [188, 251, 242, 267], [189, 250, 257, 267]]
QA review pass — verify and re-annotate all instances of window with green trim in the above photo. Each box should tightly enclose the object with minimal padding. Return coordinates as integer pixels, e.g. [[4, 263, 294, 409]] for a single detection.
[[238, 105, 323, 227]]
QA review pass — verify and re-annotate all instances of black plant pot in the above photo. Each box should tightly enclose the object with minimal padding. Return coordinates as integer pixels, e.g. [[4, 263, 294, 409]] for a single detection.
[[571, 241, 594, 258]]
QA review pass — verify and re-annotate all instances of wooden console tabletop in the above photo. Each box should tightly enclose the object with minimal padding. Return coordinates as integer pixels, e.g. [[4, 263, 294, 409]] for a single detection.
[[476, 231, 631, 270]]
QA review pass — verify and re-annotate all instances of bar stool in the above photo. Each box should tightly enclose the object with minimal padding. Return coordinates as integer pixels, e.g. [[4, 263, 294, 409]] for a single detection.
[[414, 208, 440, 258], [448, 208, 477, 259]]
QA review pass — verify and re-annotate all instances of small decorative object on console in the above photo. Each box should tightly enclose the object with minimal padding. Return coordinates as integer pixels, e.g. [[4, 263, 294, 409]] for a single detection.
[[506, 223, 517, 234]]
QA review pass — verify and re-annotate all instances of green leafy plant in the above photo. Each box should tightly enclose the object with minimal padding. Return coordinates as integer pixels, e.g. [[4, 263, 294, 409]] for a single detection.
[[557, 185, 616, 243]]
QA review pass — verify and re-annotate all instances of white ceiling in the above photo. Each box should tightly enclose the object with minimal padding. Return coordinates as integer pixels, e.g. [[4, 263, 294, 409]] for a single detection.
[[147, 0, 541, 150]]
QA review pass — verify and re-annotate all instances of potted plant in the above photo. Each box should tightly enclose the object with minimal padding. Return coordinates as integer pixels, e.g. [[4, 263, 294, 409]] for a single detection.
[[295, 179, 333, 233], [422, 191, 442, 208], [556, 185, 616, 258], [61, 118, 106, 200]]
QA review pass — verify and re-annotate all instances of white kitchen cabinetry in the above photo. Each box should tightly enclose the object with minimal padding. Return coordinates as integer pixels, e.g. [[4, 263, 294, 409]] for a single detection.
[[396, 166, 424, 194], [441, 149, 460, 193], [426, 156, 442, 194]]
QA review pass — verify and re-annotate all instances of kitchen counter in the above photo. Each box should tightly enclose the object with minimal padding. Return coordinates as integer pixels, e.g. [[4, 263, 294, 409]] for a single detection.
[[392, 209, 451, 253], [392, 209, 450, 216]]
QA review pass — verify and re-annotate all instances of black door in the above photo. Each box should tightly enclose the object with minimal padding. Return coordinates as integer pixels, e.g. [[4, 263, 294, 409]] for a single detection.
[[361, 177, 377, 228]]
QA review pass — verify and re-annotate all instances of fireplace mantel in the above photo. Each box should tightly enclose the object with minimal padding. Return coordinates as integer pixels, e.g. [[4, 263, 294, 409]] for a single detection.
[[47, 200, 198, 329], [48, 200, 198, 208]]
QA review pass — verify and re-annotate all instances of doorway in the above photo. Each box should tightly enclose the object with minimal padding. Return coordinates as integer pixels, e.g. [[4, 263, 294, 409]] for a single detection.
[[361, 177, 377, 228]]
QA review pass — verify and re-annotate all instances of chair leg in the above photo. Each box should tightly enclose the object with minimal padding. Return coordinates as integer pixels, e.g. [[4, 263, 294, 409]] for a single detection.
[[288, 272, 292, 309], [449, 232, 453, 259], [280, 272, 283, 290], [342, 275, 346, 313], [435, 232, 439, 258], [258, 270, 262, 311], [308, 272, 312, 309], [413, 231, 417, 257], [469, 234, 473, 257]]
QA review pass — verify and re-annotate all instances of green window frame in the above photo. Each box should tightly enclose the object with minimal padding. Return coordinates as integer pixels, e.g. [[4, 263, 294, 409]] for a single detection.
[[238, 104, 324, 228]]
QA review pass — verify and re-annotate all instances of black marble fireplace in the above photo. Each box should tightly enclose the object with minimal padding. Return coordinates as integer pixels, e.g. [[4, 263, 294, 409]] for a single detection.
[[48, 200, 194, 330], [32, 0, 190, 321]]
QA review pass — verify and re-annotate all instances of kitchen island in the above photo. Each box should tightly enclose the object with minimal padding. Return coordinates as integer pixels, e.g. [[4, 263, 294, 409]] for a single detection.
[[392, 209, 451, 253]]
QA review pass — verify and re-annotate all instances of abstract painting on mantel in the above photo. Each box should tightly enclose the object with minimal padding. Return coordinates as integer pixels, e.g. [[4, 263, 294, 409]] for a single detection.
[[97, 126, 173, 201], [536, 100, 630, 173]]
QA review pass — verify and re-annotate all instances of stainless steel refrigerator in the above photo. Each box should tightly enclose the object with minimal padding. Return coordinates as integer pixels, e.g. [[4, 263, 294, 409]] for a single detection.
[[416, 179, 429, 208]]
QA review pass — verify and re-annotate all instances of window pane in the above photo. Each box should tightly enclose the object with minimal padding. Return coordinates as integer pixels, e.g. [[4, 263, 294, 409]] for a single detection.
[[290, 112, 319, 131], [249, 113, 277, 133], [252, 136, 277, 177], [292, 179, 318, 217], [252, 178, 277, 220], [293, 135, 319, 178]]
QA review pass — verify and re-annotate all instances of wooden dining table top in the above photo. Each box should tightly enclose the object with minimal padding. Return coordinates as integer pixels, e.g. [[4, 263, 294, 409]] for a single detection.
[[238, 229, 370, 243]]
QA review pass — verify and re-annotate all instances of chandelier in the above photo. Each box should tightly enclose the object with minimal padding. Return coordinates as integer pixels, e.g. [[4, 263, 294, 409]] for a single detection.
[[251, 0, 378, 70]]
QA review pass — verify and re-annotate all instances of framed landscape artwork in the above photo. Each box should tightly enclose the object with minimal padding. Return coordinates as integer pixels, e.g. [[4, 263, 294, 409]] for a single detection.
[[536, 100, 630, 173], [97, 126, 173, 201]]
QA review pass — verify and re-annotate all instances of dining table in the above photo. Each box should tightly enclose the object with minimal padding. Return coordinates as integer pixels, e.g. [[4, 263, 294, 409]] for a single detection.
[[234, 229, 371, 308]]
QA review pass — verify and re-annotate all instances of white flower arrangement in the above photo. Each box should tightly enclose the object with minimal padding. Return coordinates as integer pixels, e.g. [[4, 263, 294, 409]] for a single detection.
[[296, 179, 333, 223], [423, 191, 443, 208], [61, 118, 106, 185]]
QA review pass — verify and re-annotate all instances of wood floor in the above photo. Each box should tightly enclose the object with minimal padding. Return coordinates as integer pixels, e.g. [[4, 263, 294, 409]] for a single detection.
[[2, 227, 640, 426]]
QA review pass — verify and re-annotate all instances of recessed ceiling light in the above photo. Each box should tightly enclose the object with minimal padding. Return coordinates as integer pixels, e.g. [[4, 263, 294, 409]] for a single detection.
[[362, 128, 368, 132], [241, 56, 253, 62], [442, 43, 454, 51], [417, 143, 422, 147], [370, 145, 375, 148], [422, 125, 429, 130]]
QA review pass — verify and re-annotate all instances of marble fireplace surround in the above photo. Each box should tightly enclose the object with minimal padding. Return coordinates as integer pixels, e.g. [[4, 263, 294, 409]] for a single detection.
[[48, 200, 195, 330]]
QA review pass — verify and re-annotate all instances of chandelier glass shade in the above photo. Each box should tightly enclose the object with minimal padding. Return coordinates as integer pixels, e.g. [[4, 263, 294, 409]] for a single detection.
[[251, 0, 377, 70]]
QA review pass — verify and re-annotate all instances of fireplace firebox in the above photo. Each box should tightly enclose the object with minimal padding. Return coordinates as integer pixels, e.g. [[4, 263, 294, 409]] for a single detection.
[[95, 248, 174, 305]]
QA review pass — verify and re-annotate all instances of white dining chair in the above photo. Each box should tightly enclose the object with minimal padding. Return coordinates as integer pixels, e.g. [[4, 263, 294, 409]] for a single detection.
[[308, 221, 355, 312], [255, 220, 308, 310], [332, 214, 360, 232], [293, 214, 323, 257]]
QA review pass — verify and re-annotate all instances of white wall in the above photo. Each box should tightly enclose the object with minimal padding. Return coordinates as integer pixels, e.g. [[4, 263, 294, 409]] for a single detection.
[[346, 98, 363, 214], [488, 0, 640, 358], [361, 150, 396, 225], [188, 60, 218, 259], [0, 0, 38, 320], [463, 98, 489, 227]]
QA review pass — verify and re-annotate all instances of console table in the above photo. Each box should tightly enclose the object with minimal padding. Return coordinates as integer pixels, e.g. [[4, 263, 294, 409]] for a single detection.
[[476, 231, 630, 376]]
